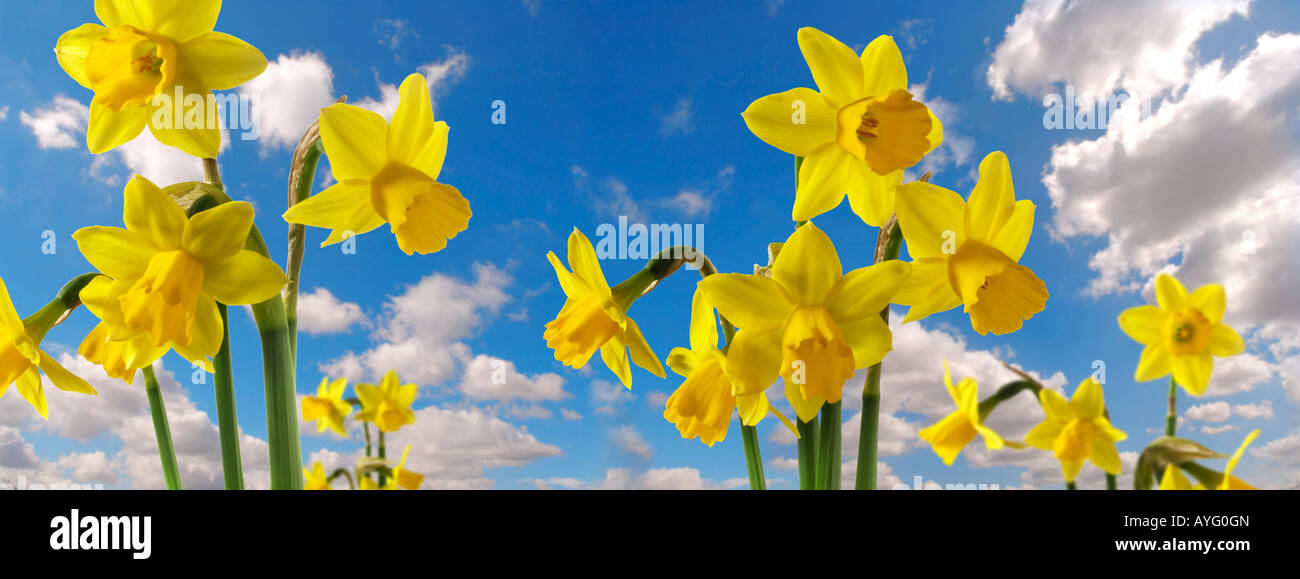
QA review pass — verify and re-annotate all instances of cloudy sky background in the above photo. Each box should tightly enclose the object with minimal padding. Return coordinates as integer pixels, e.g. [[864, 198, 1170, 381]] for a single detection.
[[1, 0, 1298, 489]]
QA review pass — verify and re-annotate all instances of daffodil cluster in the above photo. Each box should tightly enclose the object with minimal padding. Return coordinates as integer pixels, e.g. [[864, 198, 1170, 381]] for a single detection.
[[299, 370, 425, 490]]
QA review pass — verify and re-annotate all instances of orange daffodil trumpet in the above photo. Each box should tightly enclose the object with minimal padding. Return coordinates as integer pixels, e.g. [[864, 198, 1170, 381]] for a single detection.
[[0, 277, 98, 419], [544, 228, 665, 388], [72, 176, 287, 380], [54, 0, 268, 157], [1118, 273, 1245, 396], [1025, 378, 1127, 483], [699, 223, 910, 422], [282, 73, 471, 256], [893, 151, 1048, 336], [663, 289, 796, 446], [918, 363, 1009, 465], [742, 27, 942, 226]]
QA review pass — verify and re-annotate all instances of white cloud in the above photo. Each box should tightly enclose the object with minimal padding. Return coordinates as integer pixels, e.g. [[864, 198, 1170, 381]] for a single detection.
[[355, 48, 470, 120], [240, 51, 337, 154], [386, 405, 562, 489], [506, 405, 554, 420], [610, 425, 652, 460], [112, 129, 209, 185], [910, 83, 975, 179], [1184, 401, 1232, 422], [987, 0, 1250, 100], [529, 467, 742, 490], [1234, 400, 1273, 420], [20, 95, 87, 149], [297, 287, 366, 335], [374, 18, 417, 54], [644, 390, 670, 409], [1201, 424, 1240, 434], [457, 353, 568, 402], [561, 408, 583, 421], [657, 97, 694, 137], [589, 379, 634, 415], [522, 0, 541, 17]]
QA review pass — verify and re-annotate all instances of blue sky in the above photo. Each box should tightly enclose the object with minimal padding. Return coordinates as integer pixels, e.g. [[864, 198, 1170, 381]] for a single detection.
[[1, 0, 1298, 489]]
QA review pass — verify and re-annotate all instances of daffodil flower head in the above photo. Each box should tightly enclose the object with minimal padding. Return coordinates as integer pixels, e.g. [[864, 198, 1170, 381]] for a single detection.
[[304, 462, 332, 491], [73, 176, 287, 355], [359, 445, 424, 490], [1024, 378, 1127, 483], [1158, 429, 1259, 490], [918, 361, 1007, 465], [282, 73, 471, 256], [543, 228, 665, 388], [354, 370, 417, 433], [54, 0, 268, 157], [699, 222, 910, 422], [1159, 464, 1194, 490], [0, 276, 98, 419], [1117, 274, 1245, 396], [663, 289, 795, 446], [302, 377, 352, 437], [741, 28, 942, 225], [893, 151, 1048, 336], [77, 274, 217, 385]]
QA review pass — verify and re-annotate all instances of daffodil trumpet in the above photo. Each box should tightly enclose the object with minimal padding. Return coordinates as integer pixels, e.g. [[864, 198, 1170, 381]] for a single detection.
[[185, 184, 303, 489], [141, 365, 181, 490], [186, 192, 243, 490]]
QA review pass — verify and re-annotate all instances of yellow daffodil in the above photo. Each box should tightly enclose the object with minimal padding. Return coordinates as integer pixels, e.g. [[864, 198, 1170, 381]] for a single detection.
[[663, 289, 795, 446], [360, 445, 424, 490], [544, 228, 665, 388], [1159, 429, 1259, 490], [699, 223, 910, 422], [77, 275, 216, 384], [54, 0, 267, 157], [73, 176, 287, 356], [0, 276, 98, 418], [282, 73, 470, 255], [893, 151, 1048, 336], [354, 370, 416, 433], [1117, 274, 1245, 396], [1025, 378, 1127, 483], [918, 362, 1008, 465], [304, 462, 332, 490], [302, 377, 351, 437], [742, 27, 942, 225]]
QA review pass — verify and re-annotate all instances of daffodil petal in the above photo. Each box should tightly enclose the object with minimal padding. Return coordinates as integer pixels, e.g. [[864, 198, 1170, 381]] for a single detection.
[[96, 0, 220, 42], [184, 201, 253, 261], [793, 146, 850, 222], [282, 180, 371, 228], [666, 346, 699, 378], [1024, 418, 1064, 451], [987, 200, 1035, 263], [55, 23, 108, 88], [177, 31, 268, 90], [1135, 344, 1173, 382], [797, 27, 864, 108], [836, 314, 891, 369], [741, 88, 837, 156], [148, 85, 220, 158], [409, 121, 449, 179], [1189, 284, 1226, 324], [16, 368, 48, 419], [202, 250, 288, 305], [1039, 388, 1073, 422], [963, 152, 1017, 243], [698, 274, 794, 332], [1160, 465, 1193, 490], [600, 338, 631, 388], [123, 175, 186, 249], [895, 181, 964, 259], [0, 277, 24, 329], [623, 317, 665, 378], [772, 222, 842, 305], [566, 228, 610, 295], [319, 103, 388, 181], [1118, 305, 1167, 346], [1209, 324, 1245, 357], [38, 351, 97, 395], [687, 288, 719, 354], [1155, 274, 1189, 313], [1069, 378, 1104, 420], [87, 97, 148, 154], [1172, 353, 1212, 396], [843, 165, 902, 228], [725, 327, 782, 396], [825, 260, 910, 323], [72, 226, 155, 280], [387, 74, 436, 166], [859, 35, 908, 96], [896, 258, 961, 323]]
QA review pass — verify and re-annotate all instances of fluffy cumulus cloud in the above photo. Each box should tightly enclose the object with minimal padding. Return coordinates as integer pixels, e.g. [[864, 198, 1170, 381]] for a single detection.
[[20, 95, 87, 149], [526, 467, 746, 490], [987, 0, 1251, 100], [296, 287, 366, 335], [239, 51, 337, 154], [355, 47, 470, 120], [457, 353, 568, 403]]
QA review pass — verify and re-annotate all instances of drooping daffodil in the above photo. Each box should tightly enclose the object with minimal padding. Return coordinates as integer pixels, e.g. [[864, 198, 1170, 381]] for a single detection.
[[78, 274, 217, 384], [0, 276, 98, 419], [302, 377, 352, 437], [1025, 378, 1127, 483], [918, 362, 1011, 465], [893, 151, 1048, 336], [742, 27, 942, 225], [283, 73, 471, 255], [543, 228, 664, 388], [1118, 273, 1245, 396], [699, 223, 911, 422], [54, 0, 268, 157], [72, 176, 287, 360], [1159, 429, 1260, 490], [664, 288, 795, 446], [354, 370, 417, 433]]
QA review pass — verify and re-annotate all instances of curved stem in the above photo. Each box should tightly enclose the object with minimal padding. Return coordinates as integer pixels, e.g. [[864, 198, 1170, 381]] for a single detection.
[[328, 467, 355, 490], [212, 304, 244, 489], [285, 136, 325, 358], [142, 366, 182, 490], [20, 273, 99, 341], [976, 380, 1042, 421]]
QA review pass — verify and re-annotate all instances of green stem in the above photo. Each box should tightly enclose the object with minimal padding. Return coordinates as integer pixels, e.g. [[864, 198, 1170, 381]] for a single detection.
[[855, 216, 903, 490], [20, 273, 100, 341], [328, 468, 355, 490], [976, 380, 1042, 421], [817, 401, 842, 489], [797, 416, 818, 490], [212, 304, 244, 490], [1165, 377, 1177, 437], [377, 430, 388, 487], [142, 366, 182, 490], [285, 138, 324, 358], [1106, 474, 1117, 490], [740, 423, 765, 490], [363, 421, 373, 457], [1066, 481, 1077, 490]]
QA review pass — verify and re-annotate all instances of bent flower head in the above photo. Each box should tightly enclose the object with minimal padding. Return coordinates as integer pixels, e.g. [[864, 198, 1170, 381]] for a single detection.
[[0, 277, 98, 419], [282, 73, 471, 256], [918, 362, 1007, 465], [54, 0, 268, 157], [742, 27, 942, 225]]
